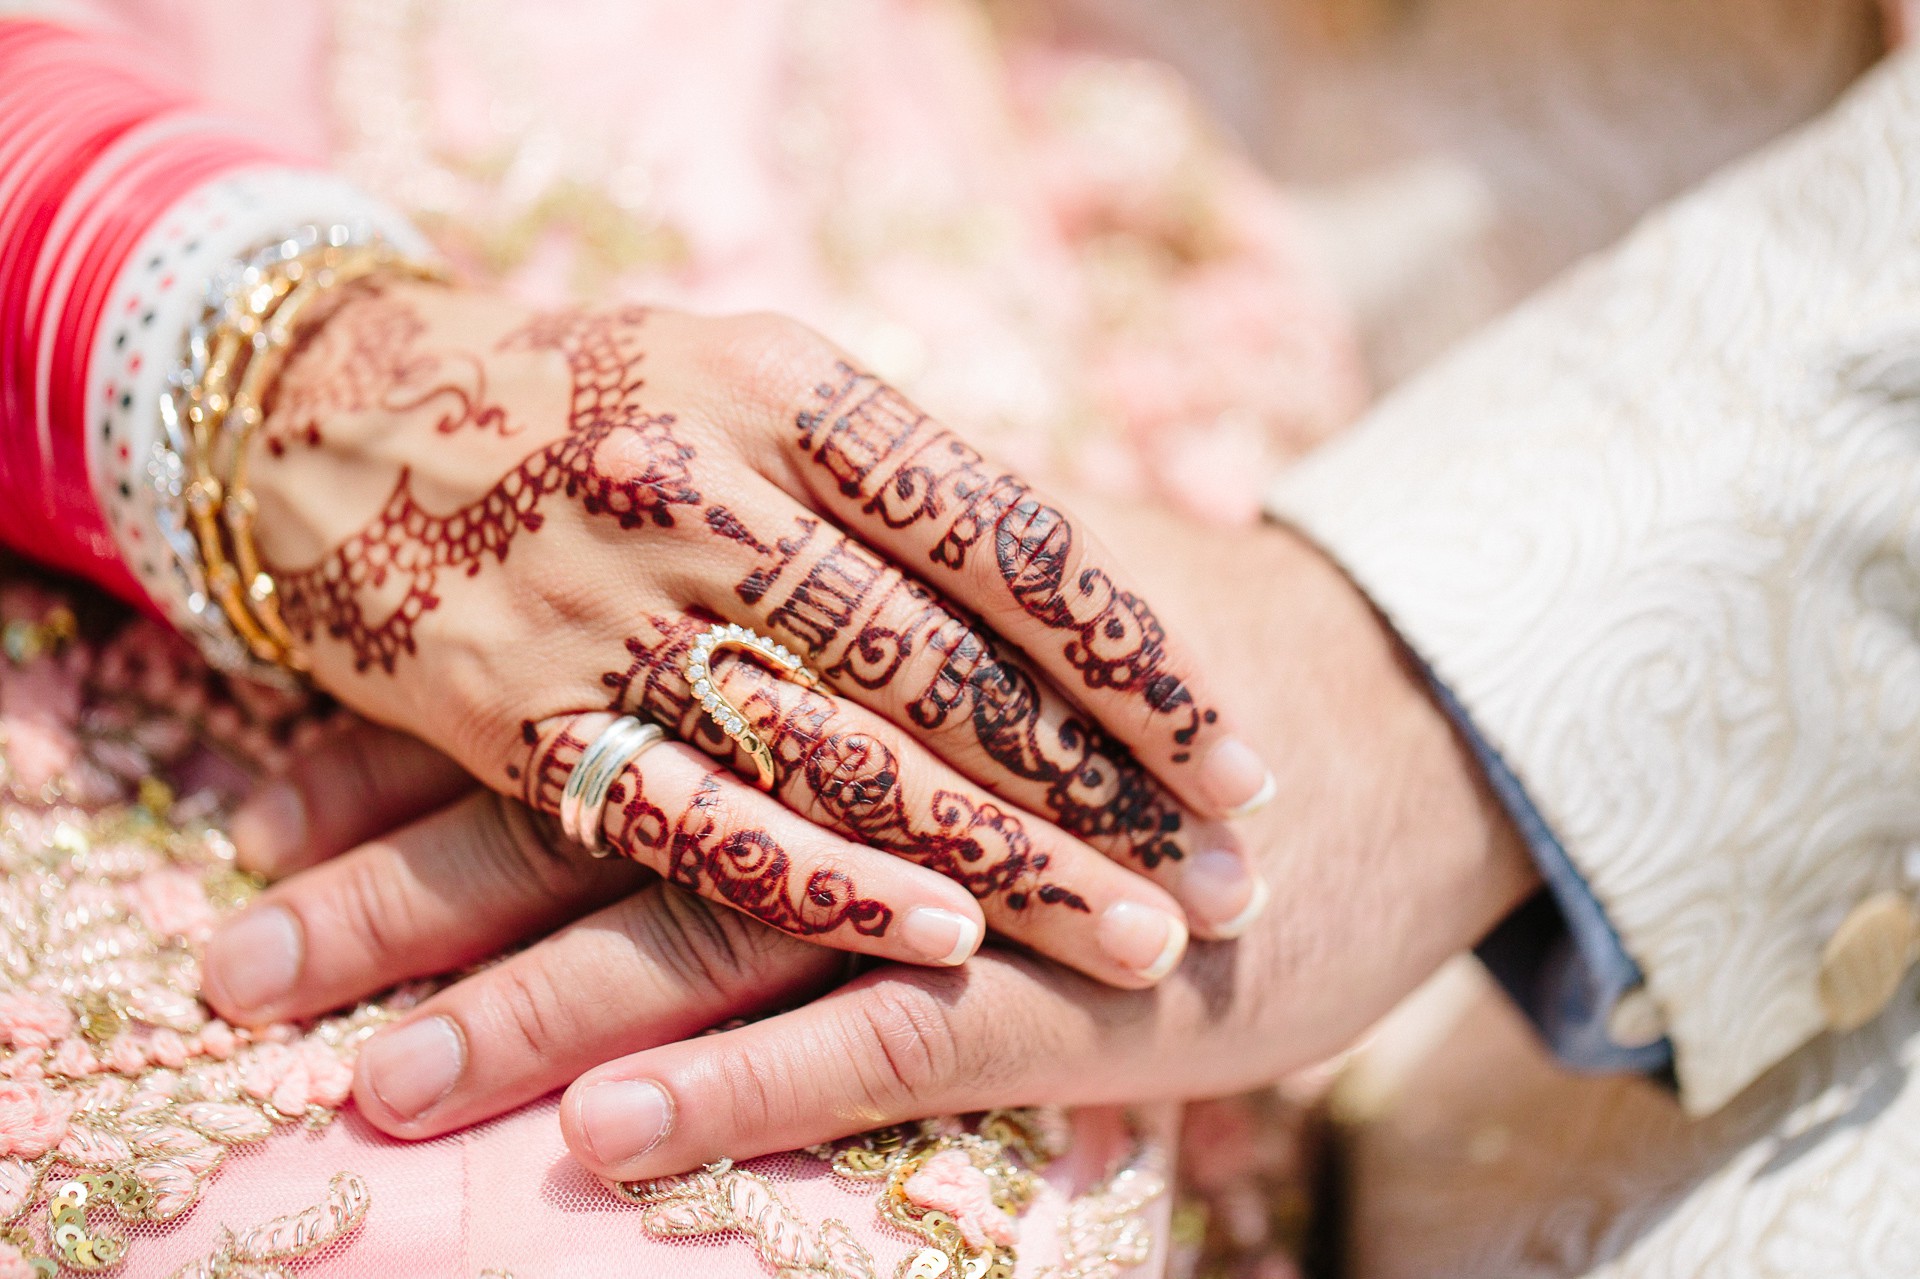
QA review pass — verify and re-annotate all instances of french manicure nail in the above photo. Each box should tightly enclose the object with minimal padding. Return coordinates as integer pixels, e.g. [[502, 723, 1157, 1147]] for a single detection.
[[363, 1016, 465, 1122], [1098, 901, 1188, 983], [204, 905, 302, 1016], [901, 907, 980, 966], [579, 1079, 674, 1169], [1182, 847, 1268, 939], [1209, 870, 1270, 941], [1201, 738, 1276, 818], [230, 781, 307, 874]]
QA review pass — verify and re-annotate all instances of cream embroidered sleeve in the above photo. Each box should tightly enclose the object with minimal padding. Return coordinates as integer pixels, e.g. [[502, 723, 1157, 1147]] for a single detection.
[[1267, 48, 1920, 1115]]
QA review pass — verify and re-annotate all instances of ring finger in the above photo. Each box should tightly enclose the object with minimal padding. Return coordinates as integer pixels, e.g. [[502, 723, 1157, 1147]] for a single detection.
[[650, 639, 1194, 988], [519, 711, 991, 969], [698, 525, 1263, 937]]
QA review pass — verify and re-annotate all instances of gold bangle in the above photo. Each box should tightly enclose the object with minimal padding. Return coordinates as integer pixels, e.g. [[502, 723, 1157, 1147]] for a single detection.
[[220, 246, 445, 667], [182, 262, 304, 665], [180, 235, 446, 673]]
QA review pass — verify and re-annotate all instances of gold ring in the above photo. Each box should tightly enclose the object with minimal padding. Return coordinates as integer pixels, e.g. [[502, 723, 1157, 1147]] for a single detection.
[[685, 623, 820, 791]]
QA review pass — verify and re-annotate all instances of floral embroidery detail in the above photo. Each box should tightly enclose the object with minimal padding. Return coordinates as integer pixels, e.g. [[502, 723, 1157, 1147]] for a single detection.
[[167, 1171, 371, 1279], [0, 1084, 70, 1161], [0, 588, 395, 1276], [826, 1110, 1059, 1279], [624, 1109, 1167, 1279], [622, 1159, 879, 1279], [902, 1150, 1018, 1251], [1032, 1140, 1163, 1279]]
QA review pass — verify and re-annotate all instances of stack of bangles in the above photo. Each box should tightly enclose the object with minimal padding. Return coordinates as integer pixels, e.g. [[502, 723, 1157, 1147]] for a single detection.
[[146, 227, 826, 853], [153, 224, 445, 682]]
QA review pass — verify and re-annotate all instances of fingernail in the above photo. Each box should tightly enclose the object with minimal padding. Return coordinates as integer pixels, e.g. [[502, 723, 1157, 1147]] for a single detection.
[[578, 1079, 674, 1169], [1201, 739, 1276, 818], [231, 781, 307, 875], [1182, 847, 1269, 939], [1098, 901, 1188, 983], [363, 1016, 465, 1122], [203, 905, 302, 1016], [900, 907, 980, 966]]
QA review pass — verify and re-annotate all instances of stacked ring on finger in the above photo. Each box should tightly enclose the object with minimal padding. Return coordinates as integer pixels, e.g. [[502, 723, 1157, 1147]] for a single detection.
[[560, 717, 667, 855], [684, 622, 821, 791]]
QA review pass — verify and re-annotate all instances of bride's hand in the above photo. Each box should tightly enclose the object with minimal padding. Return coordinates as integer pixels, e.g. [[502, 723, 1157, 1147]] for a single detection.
[[240, 280, 1273, 986], [200, 504, 1533, 1143]]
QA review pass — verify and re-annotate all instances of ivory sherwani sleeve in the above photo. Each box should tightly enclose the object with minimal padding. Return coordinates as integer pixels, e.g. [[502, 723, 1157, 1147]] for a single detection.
[[1268, 47, 1920, 1116]]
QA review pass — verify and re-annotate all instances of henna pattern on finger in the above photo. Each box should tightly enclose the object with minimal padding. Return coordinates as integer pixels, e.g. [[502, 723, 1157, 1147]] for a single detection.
[[795, 364, 1214, 758], [764, 538, 888, 656], [706, 506, 819, 606], [912, 619, 1189, 869], [597, 623, 1088, 914], [514, 716, 891, 939], [264, 282, 510, 454], [270, 306, 703, 672], [738, 666, 1089, 914], [729, 524, 1191, 869], [655, 774, 893, 938]]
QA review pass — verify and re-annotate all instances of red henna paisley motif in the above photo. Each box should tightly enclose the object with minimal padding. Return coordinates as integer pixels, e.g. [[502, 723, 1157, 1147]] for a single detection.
[[272, 306, 701, 673], [264, 283, 511, 455], [795, 364, 1213, 758]]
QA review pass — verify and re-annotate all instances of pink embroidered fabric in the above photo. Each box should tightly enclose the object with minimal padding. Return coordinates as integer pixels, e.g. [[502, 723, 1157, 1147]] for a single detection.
[[0, 1, 1356, 1274], [0, 580, 1203, 1276]]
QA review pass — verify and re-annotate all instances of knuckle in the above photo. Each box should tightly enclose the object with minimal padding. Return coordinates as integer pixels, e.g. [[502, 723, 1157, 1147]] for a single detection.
[[708, 1039, 811, 1132], [479, 793, 587, 909], [475, 958, 577, 1063], [708, 313, 838, 421], [325, 853, 423, 973], [631, 884, 778, 1000], [840, 977, 964, 1110]]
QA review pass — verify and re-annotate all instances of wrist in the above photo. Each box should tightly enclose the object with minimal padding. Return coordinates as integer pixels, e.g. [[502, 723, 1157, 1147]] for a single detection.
[[249, 282, 542, 567], [1242, 522, 1539, 945], [1062, 492, 1537, 951]]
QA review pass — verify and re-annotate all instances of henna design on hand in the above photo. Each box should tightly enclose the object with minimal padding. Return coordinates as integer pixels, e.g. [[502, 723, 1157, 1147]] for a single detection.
[[796, 364, 1214, 757], [910, 620, 1188, 869], [270, 306, 702, 672], [597, 621, 1087, 913], [706, 505, 819, 606], [636, 772, 892, 938], [263, 282, 510, 454], [740, 667, 1089, 913], [514, 716, 891, 939], [714, 510, 1190, 869]]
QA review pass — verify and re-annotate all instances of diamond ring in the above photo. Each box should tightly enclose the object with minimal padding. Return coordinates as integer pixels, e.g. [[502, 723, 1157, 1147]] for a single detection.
[[685, 623, 821, 791]]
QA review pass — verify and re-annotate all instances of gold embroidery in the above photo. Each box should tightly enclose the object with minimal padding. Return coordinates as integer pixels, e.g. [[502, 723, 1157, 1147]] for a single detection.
[[1031, 1138, 1164, 1279], [622, 1158, 879, 1279], [165, 1171, 370, 1279], [826, 1112, 1055, 1279], [621, 1109, 1169, 1279], [0, 604, 397, 1276]]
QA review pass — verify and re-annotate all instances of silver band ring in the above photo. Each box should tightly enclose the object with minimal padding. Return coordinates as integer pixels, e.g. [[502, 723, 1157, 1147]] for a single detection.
[[560, 716, 667, 856]]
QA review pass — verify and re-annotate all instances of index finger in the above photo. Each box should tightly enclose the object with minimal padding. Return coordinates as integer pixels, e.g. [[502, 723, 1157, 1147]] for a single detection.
[[786, 362, 1274, 820]]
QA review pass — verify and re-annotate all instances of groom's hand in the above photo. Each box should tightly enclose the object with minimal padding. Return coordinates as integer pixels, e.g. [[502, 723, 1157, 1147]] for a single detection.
[[548, 506, 1540, 1177], [202, 501, 1534, 1150]]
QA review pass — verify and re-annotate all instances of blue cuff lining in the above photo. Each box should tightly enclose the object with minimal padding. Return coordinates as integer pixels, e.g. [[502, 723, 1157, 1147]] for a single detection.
[[1424, 671, 1675, 1075]]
